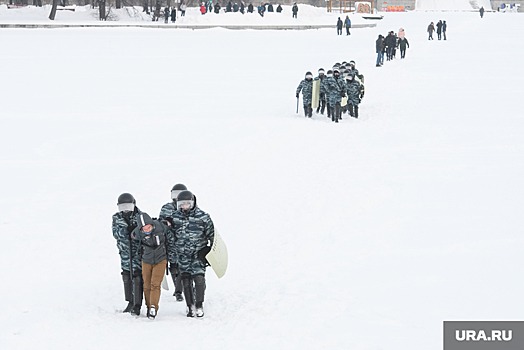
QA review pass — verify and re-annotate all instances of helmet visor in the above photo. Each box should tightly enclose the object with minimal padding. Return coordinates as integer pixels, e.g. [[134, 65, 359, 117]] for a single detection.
[[171, 190, 183, 200], [118, 203, 135, 212], [177, 199, 194, 211]]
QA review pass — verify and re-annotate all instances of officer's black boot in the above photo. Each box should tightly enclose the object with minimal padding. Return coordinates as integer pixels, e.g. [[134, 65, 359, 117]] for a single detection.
[[348, 104, 354, 117], [194, 275, 206, 317], [131, 273, 143, 316], [182, 274, 195, 317], [172, 272, 184, 301], [354, 105, 359, 119], [122, 271, 133, 313]]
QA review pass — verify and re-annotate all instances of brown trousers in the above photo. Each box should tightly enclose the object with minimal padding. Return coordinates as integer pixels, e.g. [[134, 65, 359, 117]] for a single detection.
[[142, 259, 167, 311]]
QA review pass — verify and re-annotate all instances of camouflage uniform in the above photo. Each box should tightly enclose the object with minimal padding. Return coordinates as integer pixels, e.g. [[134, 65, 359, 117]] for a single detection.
[[345, 78, 364, 118], [171, 205, 215, 312], [112, 209, 143, 313], [296, 78, 313, 117], [314, 74, 328, 115], [158, 200, 184, 299], [159, 202, 176, 222], [171, 207, 215, 276], [325, 75, 347, 122], [112, 211, 142, 273]]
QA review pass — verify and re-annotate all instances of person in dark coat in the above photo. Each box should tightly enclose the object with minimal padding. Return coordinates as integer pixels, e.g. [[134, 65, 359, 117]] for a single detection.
[[436, 20, 442, 40], [479, 6, 484, 18], [385, 31, 396, 61], [276, 3, 282, 12], [171, 6, 177, 22], [133, 212, 176, 320], [376, 34, 385, 67], [247, 2, 253, 12], [233, 2, 239, 11], [427, 21, 435, 40], [442, 20, 447, 40], [226, 0, 232, 11], [214, 2, 221, 13], [267, 3, 273, 11], [344, 15, 351, 35], [397, 36, 409, 59], [292, 2, 298, 18], [336, 17, 343, 35], [240, 2, 245, 13], [164, 6, 170, 23]]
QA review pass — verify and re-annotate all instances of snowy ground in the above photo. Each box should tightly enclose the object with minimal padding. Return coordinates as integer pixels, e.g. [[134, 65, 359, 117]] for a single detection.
[[0, 4, 523, 350]]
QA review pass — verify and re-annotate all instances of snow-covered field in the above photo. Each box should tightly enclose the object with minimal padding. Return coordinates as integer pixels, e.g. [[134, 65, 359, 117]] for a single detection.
[[1, 3, 523, 350]]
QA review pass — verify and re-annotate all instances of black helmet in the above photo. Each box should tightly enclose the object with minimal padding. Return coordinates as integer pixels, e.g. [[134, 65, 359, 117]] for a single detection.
[[171, 183, 187, 200], [171, 183, 187, 191], [177, 190, 195, 212], [117, 193, 135, 204]]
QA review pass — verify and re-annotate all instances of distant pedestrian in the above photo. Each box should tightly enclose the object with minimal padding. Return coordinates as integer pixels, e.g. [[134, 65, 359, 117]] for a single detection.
[[397, 36, 409, 59], [376, 34, 384, 67], [336, 17, 343, 35], [180, 1, 187, 16], [480, 6, 484, 18], [267, 3, 273, 12], [436, 20, 442, 40], [427, 21, 435, 40], [292, 2, 298, 18], [171, 7, 176, 22], [344, 15, 351, 35], [442, 20, 447, 40], [247, 3, 253, 12], [164, 6, 170, 23], [200, 2, 207, 14], [276, 3, 282, 12]]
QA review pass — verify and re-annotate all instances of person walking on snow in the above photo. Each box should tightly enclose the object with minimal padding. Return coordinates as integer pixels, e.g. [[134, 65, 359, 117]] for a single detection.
[[376, 34, 385, 67], [171, 190, 215, 318], [292, 2, 298, 18], [133, 212, 176, 320], [442, 20, 447, 40], [159, 183, 188, 302], [314, 68, 327, 115], [336, 17, 343, 35], [345, 74, 364, 119], [397, 35, 409, 59], [480, 6, 484, 18], [344, 15, 351, 35], [427, 21, 435, 40], [112, 193, 143, 316], [436, 20, 443, 40], [296, 71, 314, 118]]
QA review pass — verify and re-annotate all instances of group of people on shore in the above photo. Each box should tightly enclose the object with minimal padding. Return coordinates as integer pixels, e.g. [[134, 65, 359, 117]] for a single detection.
[[375, 28, 409, 66], [151, 1, 298, 21], [198, 1, 298, 17], [112, 185, 215, 320], [296, 61, 365, 122]]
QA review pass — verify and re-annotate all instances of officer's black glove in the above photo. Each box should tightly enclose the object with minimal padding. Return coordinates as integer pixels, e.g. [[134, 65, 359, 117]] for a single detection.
[[197, 246, 211, 266], [296, 93, 299, 98], [341, 92, 346, 98], [162, 217, 174, 227]]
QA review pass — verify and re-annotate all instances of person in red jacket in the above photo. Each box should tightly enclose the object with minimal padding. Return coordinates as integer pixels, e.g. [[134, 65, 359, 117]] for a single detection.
[[200, 2, 207, 14]]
